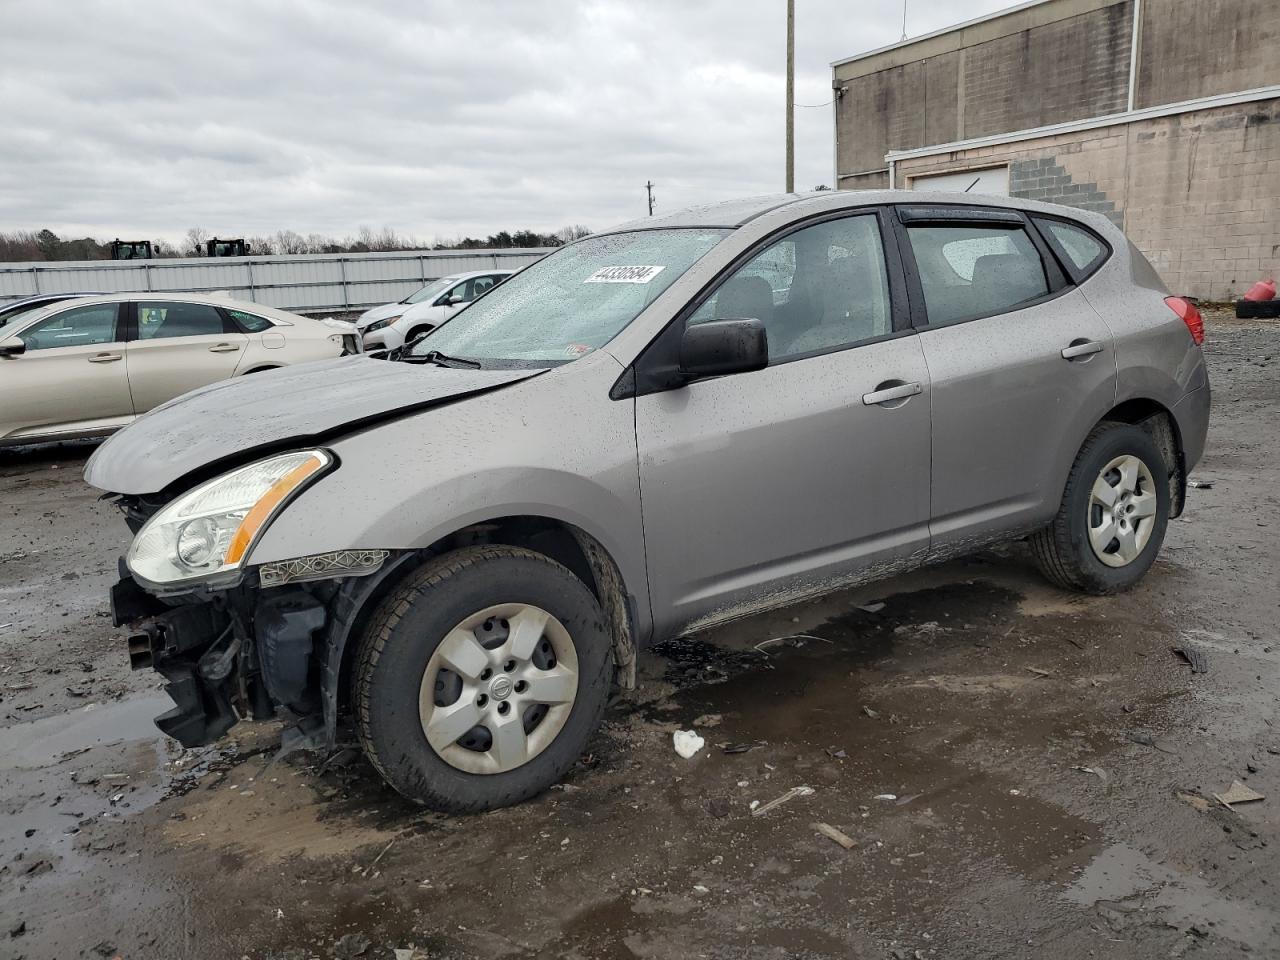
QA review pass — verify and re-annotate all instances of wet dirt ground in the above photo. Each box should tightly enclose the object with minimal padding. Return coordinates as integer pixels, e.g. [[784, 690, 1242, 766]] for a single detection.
[[2, 314, 1277, 960]]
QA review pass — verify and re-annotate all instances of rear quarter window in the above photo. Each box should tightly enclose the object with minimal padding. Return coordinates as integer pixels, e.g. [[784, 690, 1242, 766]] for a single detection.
[[1033, 218, 1109, 280], [227, 309, 274, 333]]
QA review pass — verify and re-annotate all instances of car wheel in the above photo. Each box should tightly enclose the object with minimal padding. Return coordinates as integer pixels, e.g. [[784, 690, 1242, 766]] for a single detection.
[[1031, 423, 1170, 594], [406, 325, 433, 344], [353, 545, 612, 812]]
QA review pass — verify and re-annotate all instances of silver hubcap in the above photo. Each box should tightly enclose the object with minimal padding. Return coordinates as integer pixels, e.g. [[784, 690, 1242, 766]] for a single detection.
[[1088, 454, 1157, 567], [419, 603, 579, 775]]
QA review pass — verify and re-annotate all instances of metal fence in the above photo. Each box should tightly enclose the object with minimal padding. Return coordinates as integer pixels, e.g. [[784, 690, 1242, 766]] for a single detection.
[[0, 248, 549, 314]]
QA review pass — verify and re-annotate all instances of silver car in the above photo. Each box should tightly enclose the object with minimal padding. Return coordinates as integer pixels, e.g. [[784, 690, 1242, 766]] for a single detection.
[[1, 293, 359, 447], [85, 191, 1209, 812]]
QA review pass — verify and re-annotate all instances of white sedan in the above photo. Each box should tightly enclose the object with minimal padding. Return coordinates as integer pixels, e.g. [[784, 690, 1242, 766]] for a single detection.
[[356, 270, 514, 351], [0, 293, 358, 447]]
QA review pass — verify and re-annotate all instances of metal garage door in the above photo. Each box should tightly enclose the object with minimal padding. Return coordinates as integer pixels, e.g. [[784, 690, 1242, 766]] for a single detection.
[[908, 166, 1009, 196]]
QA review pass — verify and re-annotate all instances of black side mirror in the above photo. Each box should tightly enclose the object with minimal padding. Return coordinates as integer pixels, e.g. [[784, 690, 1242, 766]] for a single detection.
[[0, 341, 26, 357], [679, 319, 768, 380]]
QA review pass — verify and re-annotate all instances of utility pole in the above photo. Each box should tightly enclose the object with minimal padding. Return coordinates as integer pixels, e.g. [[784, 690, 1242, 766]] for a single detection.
[[785, 0, 795, 193], [645, 180, 656, 216]]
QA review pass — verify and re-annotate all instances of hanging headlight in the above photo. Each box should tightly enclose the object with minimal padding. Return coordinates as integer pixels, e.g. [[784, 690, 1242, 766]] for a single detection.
[[127, 450, 332, 590]]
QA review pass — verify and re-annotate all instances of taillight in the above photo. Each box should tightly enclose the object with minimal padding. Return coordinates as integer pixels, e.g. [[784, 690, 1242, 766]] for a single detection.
[[1165, 296, 1204, 346]]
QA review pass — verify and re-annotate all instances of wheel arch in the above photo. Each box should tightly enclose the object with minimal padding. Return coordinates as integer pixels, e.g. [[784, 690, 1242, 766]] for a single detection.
[[320, 514, 639, 747], [1088, 397, 1186, 518]]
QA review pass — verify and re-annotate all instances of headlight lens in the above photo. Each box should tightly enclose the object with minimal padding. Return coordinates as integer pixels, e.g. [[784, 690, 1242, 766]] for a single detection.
[[127, 450, 332, 587], [365, 315, 401, 333]]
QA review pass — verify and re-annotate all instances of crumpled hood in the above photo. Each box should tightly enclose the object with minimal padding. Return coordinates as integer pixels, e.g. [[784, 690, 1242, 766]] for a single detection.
[[84, 356, 540, 495], [357, 302, 410, 327]]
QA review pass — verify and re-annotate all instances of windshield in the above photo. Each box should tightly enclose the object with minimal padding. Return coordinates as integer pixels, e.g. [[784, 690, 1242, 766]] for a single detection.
[[410, 229, 729, 365], [403, 277, 458, 305]]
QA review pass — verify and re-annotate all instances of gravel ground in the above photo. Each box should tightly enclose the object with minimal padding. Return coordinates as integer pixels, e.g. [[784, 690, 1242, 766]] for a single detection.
[[1, 312, 1277, 960]]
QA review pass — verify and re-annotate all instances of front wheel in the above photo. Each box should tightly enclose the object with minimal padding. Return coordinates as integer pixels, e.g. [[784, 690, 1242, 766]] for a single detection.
[[353, 546, 612, 812], [1031, 423, 1171, 594]]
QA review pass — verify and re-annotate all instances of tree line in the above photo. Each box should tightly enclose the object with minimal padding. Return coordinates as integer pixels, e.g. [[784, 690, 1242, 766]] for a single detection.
[[0, 224, 593, 262]]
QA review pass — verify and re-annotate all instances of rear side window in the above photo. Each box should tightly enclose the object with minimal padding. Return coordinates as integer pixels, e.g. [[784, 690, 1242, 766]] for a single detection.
[[905, 224, 1049, 327], [137, 302, 226, 340], [1035, 218, 1107, 276], [227, 309, 273, 332]]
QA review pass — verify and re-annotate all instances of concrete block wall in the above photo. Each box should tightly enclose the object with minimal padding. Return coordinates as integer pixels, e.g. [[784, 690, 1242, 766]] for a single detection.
[[896, 99, 1280, 300]]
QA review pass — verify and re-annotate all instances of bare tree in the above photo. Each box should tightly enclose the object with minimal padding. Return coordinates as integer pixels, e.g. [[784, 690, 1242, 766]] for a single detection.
[[185, 226, 208, 256]]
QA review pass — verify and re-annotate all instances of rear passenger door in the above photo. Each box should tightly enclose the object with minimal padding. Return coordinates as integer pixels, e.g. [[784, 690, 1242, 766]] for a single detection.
[[894, 205, 1117, 547], [124, 301, 249, 412]]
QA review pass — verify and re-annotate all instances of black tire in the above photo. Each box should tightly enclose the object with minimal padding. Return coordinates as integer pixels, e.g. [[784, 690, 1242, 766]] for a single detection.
[[353, 545, 612, 812], [1031, 422, 1171, 594], [405, 325, 433, 344]]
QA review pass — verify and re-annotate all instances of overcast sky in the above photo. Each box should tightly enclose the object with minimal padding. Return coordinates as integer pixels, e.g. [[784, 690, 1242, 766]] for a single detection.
[[0, 0, 1014, 244]]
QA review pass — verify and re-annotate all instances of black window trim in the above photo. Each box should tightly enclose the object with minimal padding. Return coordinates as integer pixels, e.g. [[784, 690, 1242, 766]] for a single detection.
[[619, 204, 913, 399], [1029, 213, 1113, 285], [891, 204, 1076, 332]]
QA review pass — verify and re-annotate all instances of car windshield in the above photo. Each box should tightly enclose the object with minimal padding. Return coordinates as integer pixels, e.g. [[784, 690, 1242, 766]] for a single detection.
[[410, 229, 729, 366], [403, 278, 458, 305]]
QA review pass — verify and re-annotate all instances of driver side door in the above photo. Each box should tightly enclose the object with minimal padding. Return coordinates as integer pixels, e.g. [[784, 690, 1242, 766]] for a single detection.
[[633, 211, 932, 637]]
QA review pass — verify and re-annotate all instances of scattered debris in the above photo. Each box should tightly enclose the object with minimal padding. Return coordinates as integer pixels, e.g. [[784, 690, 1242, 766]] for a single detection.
[[895, 793, 922, 806], [1172, 645, 1209, 674], [753, 633, 831, 654], [873, 793, 898, 802], [1026, 667, 1053, 679], [1213, 781, 1265, 809], [1187, 479, 1214, 489], [1176, 791, 1212, 813], [1125, 731, 1179, 754], [811, 822, 857, 849], [825, 746, 847, 760], [692, 713, 722, 727], [333, 932, 372, 958], [692, 884, 710, 895], [862, 705, 880, 719], [721, 741, 761, 755], [9, 920, 25, 938], [1074, 766, 1110, 788], [856, 602, 886, 613], [703, 797, 732, 819], [361, 838, 395, 877], [750, 785, 814, 817], [673, 730, 705, 759]]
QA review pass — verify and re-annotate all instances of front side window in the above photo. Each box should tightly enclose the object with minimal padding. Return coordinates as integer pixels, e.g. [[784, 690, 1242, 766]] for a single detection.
[[19, 304, 119, 351], [414, 229, 728, 365], [687, 214, 892, 363], [905, 224, 1049, 327], [137, 302, 226, 340]]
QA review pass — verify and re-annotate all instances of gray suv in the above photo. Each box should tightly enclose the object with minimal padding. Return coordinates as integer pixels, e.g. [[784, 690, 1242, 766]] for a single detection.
[[86, 191, 1210, 812]]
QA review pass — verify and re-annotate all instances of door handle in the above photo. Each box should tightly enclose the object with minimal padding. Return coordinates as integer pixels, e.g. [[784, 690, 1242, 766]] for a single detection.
[[1061, 339, 1104, 360], [208, 343, 241, 353], [862, 380, 923, 406], [87, 353, 122, 363]]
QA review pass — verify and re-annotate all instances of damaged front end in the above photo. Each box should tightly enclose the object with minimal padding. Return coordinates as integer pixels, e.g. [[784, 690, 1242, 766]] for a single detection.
[[114, 547, 400, 750]]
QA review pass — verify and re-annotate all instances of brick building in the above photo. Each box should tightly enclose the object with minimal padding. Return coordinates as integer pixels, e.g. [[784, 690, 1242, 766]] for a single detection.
[[831, 0, 1279, 300]]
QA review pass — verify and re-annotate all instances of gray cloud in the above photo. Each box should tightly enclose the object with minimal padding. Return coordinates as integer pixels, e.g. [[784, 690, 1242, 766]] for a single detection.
[[0, 0, 1013, 242]]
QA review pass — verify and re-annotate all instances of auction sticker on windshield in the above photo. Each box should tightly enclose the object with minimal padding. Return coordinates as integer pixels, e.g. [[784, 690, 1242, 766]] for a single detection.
[[583, 265, 666, 284]]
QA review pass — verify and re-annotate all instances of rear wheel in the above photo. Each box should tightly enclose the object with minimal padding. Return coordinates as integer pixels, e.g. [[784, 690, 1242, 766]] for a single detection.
[[1031, 423, 1170, 594], [353, 546, 612, 812]]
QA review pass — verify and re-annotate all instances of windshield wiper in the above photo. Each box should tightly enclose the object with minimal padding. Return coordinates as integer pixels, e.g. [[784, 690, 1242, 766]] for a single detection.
[[407, 349, 483, 369]]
